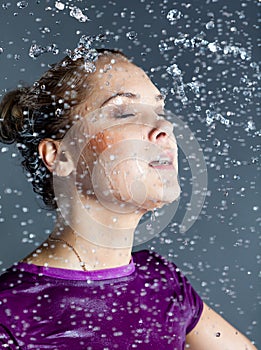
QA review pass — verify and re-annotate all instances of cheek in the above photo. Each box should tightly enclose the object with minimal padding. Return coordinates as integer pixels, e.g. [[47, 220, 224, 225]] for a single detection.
[[88, 132, 109, 154], [88, 130, 124, 154], [109, 160, 148, 203]]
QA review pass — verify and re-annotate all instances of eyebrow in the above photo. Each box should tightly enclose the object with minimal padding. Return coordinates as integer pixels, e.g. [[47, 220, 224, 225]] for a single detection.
[[100, 92, 164, 107]]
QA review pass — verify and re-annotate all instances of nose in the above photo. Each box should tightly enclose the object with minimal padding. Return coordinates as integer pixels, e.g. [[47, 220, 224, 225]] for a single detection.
[[148, 119, 174, 144]]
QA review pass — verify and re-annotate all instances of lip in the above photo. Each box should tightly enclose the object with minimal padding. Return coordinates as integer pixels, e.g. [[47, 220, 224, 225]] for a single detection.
[[149, 151, 175, 169]]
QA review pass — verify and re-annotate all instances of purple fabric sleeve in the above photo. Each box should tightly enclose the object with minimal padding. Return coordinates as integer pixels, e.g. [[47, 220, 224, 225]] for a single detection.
[[151, 252, 204, 335], [182, 273, 204, 334]]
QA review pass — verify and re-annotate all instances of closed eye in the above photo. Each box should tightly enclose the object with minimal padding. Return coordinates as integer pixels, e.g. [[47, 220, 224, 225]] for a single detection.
[[115, 113, 136, 119]]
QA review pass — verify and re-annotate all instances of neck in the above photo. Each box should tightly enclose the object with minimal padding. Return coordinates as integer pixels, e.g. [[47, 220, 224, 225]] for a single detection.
[[24, 197, 147, 271], [50, 218, 135, 270]]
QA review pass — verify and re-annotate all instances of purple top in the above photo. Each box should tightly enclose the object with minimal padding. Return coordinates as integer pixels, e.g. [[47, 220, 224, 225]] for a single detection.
[[0, 250, 203, 349]]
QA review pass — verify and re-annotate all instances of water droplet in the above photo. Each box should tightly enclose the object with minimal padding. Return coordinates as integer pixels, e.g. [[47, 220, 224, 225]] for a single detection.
[[84, 61, 96, 73], [146, 223, 152, 230], [216, 332, 221, 337], [245, 120, 256, 131], [206, 20, 215, 29], [150, 210, 156, 222], [17, 1, 28, 8], [126, 31, 137, 40], [55, 1, 65, 11], [0, 48, 3, 54], [55, 108, 62, 117], [39, 26, 50, 34], [166, 64, 182, 77], [69, 6, 89, 22], [208, 42, 220, 53], [2, 3, 11, 10], [166, 9, 182, 23], [186, 81, 200, 95], [213, 139, 221, 147], [158, 41, 169, 52]]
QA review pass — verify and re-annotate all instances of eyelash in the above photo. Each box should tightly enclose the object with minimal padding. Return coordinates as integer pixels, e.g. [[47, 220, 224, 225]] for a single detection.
[[115, 114, 166, 119], [115, 114, 136, 119]]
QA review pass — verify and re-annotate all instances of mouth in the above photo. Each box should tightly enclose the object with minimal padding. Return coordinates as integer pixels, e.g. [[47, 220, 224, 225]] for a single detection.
[[149, 151, 175, 169]]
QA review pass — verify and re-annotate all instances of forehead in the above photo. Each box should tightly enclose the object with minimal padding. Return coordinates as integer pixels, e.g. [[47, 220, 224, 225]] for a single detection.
[[91, 57, 153, 88], [82, 56, 162, 112]]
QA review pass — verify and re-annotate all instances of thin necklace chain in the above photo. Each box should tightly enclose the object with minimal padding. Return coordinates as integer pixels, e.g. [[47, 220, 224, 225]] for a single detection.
[[48, 236, 87, 271]]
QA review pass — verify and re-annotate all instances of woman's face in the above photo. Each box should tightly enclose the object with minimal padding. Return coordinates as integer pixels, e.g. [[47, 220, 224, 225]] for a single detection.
[[73, 56, 180, 212]]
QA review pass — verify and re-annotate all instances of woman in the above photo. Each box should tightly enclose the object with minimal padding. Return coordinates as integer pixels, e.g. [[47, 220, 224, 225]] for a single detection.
[[0, 48, 256, 349]]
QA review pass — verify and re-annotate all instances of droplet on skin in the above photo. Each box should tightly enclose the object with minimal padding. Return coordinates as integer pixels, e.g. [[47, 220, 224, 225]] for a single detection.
[[216, 332, 221, 337], [114, 97, 123, 105]]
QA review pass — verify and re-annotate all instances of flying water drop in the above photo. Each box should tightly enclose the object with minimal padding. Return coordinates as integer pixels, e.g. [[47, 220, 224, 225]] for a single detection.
[[16, 1, 28, 9], [55, 1, 65, 11], [126, 31, 137, 40], [166, 9, 182, 23], [69, 6, 90, 22]]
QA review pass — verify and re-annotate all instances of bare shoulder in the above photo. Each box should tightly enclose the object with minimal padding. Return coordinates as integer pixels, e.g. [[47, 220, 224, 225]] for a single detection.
[[186, 302, 257, 350]]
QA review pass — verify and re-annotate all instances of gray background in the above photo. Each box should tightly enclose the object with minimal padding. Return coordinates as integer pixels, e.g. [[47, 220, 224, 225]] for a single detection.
[[0, 0, 260, 347]]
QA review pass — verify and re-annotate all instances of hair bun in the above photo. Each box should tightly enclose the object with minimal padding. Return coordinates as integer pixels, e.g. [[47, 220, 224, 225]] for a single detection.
[[0, 89, 25, 144]]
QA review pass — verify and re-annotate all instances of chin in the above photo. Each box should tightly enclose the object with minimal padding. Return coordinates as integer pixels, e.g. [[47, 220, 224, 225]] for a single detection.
[[140, 186, 181, 211]]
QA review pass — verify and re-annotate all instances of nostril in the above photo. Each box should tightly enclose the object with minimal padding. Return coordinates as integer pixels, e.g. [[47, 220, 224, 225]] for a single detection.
[[149, 128, 168, 142], [156, 131, 166, 139]]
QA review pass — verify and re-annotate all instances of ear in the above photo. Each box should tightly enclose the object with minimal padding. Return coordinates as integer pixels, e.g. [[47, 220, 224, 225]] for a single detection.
[[38, 139, 74, 177]]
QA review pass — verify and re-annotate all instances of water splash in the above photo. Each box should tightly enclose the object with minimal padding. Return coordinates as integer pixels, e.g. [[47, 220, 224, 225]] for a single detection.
[[69, 6, 90, 23], [166, 64, 188, 104], [166, 64, 202, 102], [28, 43, 59, 58], [65, 34, 105, 72], [54, 2, 90, 22], [205, 108, 232, 127]]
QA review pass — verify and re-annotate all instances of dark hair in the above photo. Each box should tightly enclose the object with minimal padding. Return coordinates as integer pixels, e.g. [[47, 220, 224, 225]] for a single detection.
[[0, 49, 128, 210]]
